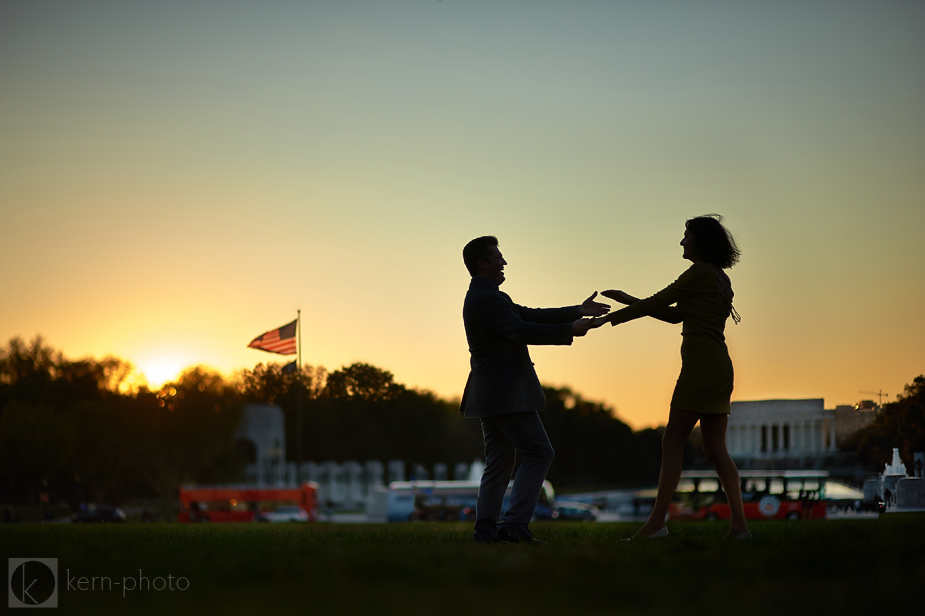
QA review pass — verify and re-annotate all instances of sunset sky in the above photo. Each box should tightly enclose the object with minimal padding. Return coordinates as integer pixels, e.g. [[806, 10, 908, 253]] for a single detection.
[[2, 1, 923, 429]]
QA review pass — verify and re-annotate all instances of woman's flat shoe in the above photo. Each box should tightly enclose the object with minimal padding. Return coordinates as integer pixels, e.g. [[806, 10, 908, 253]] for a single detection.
[[726, 530, 752, 540], [622, 526, 668, 541], [646, 526, 669, 538]]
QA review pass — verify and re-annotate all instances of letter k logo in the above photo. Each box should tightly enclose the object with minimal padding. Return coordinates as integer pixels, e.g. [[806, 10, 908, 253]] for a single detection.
[[8, 558, 58, 608]]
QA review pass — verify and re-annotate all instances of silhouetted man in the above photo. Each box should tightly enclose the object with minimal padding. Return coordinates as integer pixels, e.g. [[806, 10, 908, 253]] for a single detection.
[[460, 236, 608, 544]]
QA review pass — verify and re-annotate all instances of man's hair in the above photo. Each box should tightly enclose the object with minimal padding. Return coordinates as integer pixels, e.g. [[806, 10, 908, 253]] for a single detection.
[[685, 215, 741, 269], [462, 236, 499, 276]]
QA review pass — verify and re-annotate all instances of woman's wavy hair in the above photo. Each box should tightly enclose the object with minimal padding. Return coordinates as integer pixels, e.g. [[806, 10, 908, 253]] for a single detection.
[[686, 214, 741, 269]]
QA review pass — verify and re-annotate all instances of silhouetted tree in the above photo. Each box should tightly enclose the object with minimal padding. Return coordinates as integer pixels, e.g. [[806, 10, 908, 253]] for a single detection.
[[0, 337, 246, 506], [323, 363, 403, 401], [236, 362, 326, 405], [850, 375, 925, 470]]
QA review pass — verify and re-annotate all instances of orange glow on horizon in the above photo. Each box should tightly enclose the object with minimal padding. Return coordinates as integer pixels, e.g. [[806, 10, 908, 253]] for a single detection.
[[136, 356, 190, 390]]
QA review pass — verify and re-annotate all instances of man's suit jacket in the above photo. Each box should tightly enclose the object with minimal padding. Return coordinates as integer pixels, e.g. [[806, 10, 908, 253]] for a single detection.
[[460, 276, 580, 418]]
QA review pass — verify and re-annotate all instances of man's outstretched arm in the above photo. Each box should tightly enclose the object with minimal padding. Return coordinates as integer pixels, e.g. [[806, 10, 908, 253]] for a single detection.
[[477, 295, 576, 346], [516, 292, 610, 324]]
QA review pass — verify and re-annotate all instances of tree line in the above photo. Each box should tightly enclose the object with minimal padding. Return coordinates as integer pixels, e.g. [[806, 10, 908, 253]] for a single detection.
[[4, 335, 919, 508], [0, 336, 675, 506]]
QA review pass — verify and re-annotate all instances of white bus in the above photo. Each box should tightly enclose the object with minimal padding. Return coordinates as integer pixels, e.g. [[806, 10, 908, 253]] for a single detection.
[[367, 480, 556, 523]]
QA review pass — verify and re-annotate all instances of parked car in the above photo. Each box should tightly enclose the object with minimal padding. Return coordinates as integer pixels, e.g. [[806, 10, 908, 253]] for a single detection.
[[258, 505, 310, 523], [551, 501, 599, 521], [71, 508, 126, 523]]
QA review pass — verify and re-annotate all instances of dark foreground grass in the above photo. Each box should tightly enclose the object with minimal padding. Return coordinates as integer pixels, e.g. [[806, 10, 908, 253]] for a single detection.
[[2, 515, 915, 615]]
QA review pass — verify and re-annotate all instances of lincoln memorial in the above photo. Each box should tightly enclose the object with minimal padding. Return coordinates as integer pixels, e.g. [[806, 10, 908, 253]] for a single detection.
[[726, 399, 837, 459]]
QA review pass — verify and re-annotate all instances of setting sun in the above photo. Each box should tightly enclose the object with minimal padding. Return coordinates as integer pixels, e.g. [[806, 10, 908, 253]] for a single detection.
[[137, 356, 189, 390]]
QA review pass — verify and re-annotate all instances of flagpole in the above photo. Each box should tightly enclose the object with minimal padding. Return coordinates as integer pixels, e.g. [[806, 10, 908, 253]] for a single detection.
[[296, 309, 304, 484]]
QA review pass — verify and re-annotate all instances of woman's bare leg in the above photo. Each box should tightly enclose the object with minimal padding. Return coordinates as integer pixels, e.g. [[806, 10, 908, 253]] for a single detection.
[[636, 407, 700, 537], [700, 413, 750, 537]]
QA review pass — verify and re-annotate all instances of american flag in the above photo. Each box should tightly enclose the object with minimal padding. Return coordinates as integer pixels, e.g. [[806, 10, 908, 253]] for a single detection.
[[247, 319, 297, 355]]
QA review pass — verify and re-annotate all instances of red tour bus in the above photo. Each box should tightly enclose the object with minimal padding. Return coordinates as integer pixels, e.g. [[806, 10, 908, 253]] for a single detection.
[[669, 470, 829, 522], [178, 482, 319, 523]]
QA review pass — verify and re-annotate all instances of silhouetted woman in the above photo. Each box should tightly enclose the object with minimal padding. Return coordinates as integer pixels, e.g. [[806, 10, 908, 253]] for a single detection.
[[593, 215, 750, 540]]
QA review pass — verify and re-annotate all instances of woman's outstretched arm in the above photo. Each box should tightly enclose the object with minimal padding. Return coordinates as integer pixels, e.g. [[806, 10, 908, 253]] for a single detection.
[[601, 290, 682, 324], [602, 266, 699, 326]]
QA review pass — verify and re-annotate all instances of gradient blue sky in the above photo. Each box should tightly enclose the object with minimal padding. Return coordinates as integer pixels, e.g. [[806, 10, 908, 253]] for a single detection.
[[2, 1, 923, 427]]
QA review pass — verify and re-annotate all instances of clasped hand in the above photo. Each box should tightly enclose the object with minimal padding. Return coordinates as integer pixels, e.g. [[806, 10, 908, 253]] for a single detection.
[[573, 290, 639, 336], [573, 291, 611, 336]]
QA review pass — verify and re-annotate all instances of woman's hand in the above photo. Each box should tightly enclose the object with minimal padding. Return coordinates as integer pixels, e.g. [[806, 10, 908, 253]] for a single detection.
[[601, 290, 637, 305]]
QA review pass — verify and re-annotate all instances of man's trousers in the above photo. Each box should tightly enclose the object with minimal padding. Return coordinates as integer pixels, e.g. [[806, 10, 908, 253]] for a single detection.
[[473, 411, 555, 539]]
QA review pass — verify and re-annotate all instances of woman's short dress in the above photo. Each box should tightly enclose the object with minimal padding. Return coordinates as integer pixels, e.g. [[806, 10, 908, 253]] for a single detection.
[[609, 262, 736, 414]]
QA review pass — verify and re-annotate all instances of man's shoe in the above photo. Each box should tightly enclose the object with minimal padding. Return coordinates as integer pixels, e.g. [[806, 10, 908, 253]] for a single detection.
[[497, 525, 543, 545], [472, 533, 514, 545]]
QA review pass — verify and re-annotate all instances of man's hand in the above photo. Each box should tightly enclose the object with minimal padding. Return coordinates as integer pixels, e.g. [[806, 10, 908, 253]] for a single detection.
[[580, 292, 611, 317], [601, 290, 638, 305], [572, 317, 604, 337]]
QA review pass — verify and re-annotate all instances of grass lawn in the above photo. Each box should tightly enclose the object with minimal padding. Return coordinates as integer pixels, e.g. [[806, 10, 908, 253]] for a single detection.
[[2, 515, 915, 615]]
